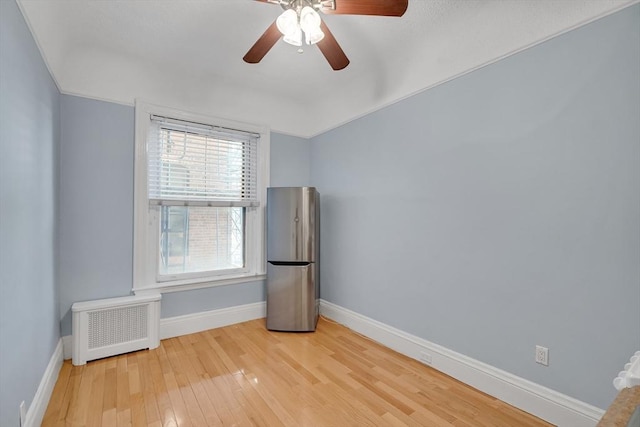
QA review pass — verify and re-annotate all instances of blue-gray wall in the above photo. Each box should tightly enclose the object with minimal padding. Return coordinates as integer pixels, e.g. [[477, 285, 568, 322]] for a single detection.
[[271, 133, 312, 187], [0, 1, 61, 426], [310, 5, 640, 409], [3, 0, 636, 417], [58, 94, 311, 334], [58, 96, 135, 334]]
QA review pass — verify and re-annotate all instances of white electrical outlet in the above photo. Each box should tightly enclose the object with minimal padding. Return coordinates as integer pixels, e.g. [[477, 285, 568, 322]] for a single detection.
[[19, 401, 26, 426], [419, 351, 432, 365], [535, 345, 549, 366]]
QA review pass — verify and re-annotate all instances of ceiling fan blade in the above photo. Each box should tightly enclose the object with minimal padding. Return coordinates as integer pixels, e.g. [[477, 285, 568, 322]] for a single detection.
[[316, 20, 349, 70], [321, 0, 408, 17], [243, 21, 282, 64]]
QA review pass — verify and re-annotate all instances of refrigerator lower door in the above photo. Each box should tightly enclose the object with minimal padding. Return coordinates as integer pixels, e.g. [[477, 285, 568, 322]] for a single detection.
[[266, 262, 318, 332]]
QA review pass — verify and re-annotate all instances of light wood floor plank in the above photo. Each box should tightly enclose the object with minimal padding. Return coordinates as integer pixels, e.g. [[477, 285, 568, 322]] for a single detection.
[[43, 318, 552, 426], [86, 358, 106, 427], [176, 335, 225, 426], [41, 357, 72, 425]]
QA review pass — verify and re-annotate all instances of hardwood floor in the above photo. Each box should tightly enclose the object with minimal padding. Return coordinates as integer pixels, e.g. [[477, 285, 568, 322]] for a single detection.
[[43, 318, 552, 426]]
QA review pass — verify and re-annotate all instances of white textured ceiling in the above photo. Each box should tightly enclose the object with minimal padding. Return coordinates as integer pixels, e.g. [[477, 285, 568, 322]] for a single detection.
[[18, 0, 637, 137]]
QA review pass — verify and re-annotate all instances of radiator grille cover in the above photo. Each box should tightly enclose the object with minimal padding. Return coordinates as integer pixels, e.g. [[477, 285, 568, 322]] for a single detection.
[[72, 294, 161, 366], [88, 304, 149, 349]]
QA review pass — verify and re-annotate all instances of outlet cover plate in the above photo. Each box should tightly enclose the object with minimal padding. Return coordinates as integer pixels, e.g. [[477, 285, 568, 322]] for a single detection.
[[536, 345, 549, 366], [419, 351, 432, 365]]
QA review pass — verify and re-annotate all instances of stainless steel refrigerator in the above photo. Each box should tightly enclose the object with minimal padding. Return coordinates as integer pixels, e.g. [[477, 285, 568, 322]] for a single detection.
[[266, 187, 319, 332]]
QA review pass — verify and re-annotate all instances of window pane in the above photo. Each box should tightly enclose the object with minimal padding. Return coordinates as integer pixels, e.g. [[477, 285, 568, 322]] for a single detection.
[[159, 206, 244, 275]]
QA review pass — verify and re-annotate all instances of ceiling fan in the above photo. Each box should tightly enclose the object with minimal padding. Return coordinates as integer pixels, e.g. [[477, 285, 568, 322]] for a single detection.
[[243, 0, 408, 70]]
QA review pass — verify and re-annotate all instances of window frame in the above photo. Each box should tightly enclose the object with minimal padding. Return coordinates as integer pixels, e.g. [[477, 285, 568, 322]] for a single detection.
[[133, 101, 269, 294]]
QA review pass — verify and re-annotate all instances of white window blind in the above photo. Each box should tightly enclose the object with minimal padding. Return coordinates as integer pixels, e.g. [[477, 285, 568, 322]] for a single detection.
[[147, 115, 260, 207]]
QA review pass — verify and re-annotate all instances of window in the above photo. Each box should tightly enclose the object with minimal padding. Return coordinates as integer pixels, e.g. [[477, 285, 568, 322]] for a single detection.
[[133, 102, 269, 293]]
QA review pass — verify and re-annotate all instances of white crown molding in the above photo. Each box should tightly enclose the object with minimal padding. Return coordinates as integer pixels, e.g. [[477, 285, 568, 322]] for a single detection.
[[319, 299, 605, 427], [18, 0, 639, 139], [25, 339, 63, 427], [15, 0, 62, 93], [304, 0, 640, 139]]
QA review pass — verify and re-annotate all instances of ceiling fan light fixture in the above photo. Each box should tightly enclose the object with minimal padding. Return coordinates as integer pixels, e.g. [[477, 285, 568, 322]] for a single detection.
[[304, 26, 324, 45], [299, 6, 320, 32], [283, 26, 303, 46], [300, 6, 323, 45], [246, 0, 408, 70], [276, 9, 298, 37]]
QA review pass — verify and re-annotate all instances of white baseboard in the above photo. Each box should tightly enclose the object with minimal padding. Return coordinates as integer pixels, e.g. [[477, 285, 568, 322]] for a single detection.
[[159, 301, 266, 339], [62, 335, 72, 360], [26, 339, 63, 427], [319, 299, 605, 427], [57, 299, 603, 426], [61, 301, 267, 359]]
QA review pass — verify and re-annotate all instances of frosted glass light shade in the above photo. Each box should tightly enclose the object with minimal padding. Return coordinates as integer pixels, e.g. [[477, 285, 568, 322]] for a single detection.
[[276, 9, 298, 36], [299, 6, 321, 33], [283, 27, 303, 46], [305, 26, 324, 45]]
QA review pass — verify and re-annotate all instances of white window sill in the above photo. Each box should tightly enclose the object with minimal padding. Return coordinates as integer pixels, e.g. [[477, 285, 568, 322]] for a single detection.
[[133, 273, 266, 295]]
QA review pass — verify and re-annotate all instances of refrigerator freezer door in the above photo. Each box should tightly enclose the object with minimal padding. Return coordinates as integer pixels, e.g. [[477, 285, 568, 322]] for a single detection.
[[266, 262, 318, 331], [267, 187, 317, 262]]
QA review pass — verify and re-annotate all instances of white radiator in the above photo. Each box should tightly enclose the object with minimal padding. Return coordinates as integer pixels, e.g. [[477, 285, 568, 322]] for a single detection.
[[71, 294, 161, 366]]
